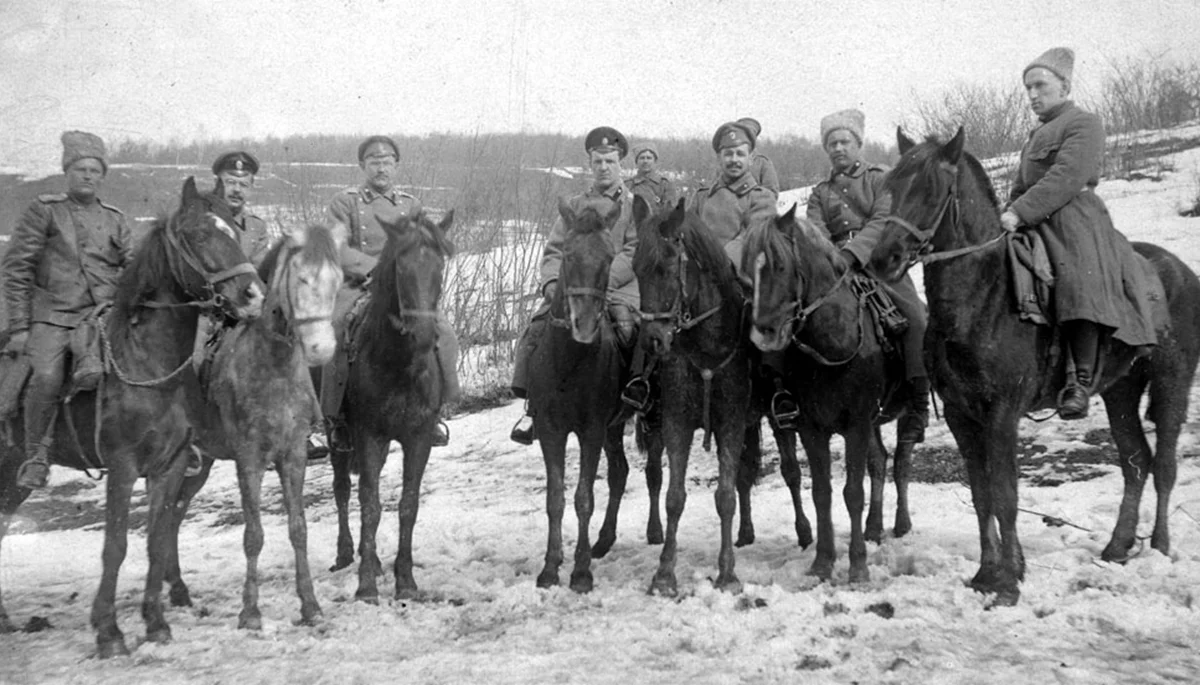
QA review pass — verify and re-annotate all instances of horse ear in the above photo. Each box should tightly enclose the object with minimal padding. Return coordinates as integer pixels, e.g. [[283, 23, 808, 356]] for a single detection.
[[604, 197, 622, 225], [282, 222, 307, 246], [779, 201, 798, 224], [182, 176, 199, 203], [942, 126, 966, 164], [897, 127, 916, 155], [668, 196, 686, 225], [438, 209, 454, 237], [212, 176, 226, 200], [556, 195, 573, 223], [632, 194, 651, 226], [328, 221, 349, 251]]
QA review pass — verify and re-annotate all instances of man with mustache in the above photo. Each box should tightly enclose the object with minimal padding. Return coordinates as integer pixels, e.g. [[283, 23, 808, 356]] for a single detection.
[[806, 108, 930, 443], [210, 150, 271, 267], [318, 135, 460, 452], [3, 131, 132, 488]]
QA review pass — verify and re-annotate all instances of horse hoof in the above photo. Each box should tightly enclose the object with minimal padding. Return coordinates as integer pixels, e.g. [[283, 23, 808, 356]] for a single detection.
[[145, 627, 172, 644], [296, 607, 323, 627], [591, 535, 615, 559], [646, 528, 664, 546], [736, 529, 755, 548], [536, 570, 559, 589], [647, 572, 678, 597], [569, 571, 594, 594], [714, 575, 743, 594], [807, 560, 834, 581], [796, 526, 814, 550], [354, 590, 380, 605], [329, 556, 354, 573], [865, 527, 883, 545], [168, 584, 193, 608], [893, 518, 912, 539], [238, 616, 263, 631], [985, 589, 1021, 609], [1100, 543, 1136, 564], [395, 586, 420, 601], [96, 638, 131, 659], [849, 567, 871, 584]]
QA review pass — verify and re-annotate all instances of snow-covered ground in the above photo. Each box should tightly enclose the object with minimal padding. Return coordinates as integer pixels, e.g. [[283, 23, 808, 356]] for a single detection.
[[3, 140, 1200, 684]]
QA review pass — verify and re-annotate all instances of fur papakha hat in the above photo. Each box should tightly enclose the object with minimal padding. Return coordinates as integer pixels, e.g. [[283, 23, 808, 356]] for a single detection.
[[61, 130, 107, 173], [820, 109, 865, 146], [1024, 47, 1075, 84]]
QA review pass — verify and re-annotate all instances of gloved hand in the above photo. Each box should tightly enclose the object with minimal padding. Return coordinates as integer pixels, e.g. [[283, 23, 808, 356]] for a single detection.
[[839, 248, 861, 271], [542, 281, 558, 302], [2, 330, 28, 357]]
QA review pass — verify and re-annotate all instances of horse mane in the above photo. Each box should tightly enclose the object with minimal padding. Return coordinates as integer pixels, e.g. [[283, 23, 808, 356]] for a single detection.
[[112, 215, 175, 316], [679, 209, 743, 303], [258, 223, 341, 285], [886, 134, 1001, 210]]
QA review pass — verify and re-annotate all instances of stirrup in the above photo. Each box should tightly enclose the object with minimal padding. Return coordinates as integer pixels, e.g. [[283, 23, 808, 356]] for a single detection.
[[16, 458, 50, 490], [770, 390, 800, 430], [510, 415, 535, 446], [430, 420, 450, 447], [620, 376, 653, 413]]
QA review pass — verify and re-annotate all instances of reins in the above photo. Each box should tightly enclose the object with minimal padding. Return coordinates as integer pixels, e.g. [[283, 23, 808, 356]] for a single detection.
[[778, 240, 865, 367], [884, 166, 1008, 266]]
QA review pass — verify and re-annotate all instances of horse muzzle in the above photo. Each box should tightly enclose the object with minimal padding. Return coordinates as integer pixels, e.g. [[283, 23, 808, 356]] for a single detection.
[[750, 321, 790, 353]]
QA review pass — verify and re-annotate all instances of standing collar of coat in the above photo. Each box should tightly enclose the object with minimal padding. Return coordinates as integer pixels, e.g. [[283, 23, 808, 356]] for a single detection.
[[632, 170, 663, 185], [829, 160, 865, 181], [1038, 99, 1075, 123], [587, 181, 626, 200], [709, 171, 759, 197], [358, 185, 411, 204]]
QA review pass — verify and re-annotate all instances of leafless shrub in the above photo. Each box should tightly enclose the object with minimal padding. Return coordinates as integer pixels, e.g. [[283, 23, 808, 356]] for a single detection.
[[910, 81, 1034, 161]]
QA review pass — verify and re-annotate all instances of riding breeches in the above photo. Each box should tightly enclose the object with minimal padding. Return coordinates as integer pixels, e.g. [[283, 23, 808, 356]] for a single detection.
[[881, 274, 927, 380], [23, 322, 72, 452]]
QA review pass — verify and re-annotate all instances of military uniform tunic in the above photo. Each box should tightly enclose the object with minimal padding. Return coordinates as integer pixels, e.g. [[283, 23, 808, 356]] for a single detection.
[[328, 185, 422, 281], [629, 170, 680, 212], [540, 182, 639, 311], [234, 210, 272, 268], [4, 194, 131, 332], [750, 153, 780, 194], [692, 172, 776, 284]]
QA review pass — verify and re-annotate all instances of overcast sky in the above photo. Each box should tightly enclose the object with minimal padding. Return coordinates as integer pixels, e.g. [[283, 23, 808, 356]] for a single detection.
[[2, 0, 1198, 173]]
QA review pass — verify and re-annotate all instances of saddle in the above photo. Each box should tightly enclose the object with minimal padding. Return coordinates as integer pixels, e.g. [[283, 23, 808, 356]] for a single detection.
[[1006, 231, 1055, 326]]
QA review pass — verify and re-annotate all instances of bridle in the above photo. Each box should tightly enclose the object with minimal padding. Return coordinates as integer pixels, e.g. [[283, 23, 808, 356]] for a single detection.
[[639, 240, 721, 335], [266, 243, 337, 343], [755, 236, 863, 367], [153, 211, 258, 312], [386, 241, 444, 335], [883, 164, 1006, 267]]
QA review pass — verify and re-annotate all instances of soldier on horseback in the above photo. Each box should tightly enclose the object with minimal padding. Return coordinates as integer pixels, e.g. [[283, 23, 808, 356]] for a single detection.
[[210, 150, 272, 267], [510, 126, 640, 444], [1000, 47, 1158, 419], [3, 131, 131, 489], [628, 142, 679, 213], [319, 135, 460, 449], [806, 109, 931, 443], [621, 120, 799, 427], [736, 117, 781, 194]]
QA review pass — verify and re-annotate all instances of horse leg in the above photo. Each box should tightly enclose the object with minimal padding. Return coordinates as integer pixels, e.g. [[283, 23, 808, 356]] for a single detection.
[[569, 430, 603, 593], [1101, 375, 1153, 561], [714, 424, 746, 594], [329, 447, 355, 572], [798, 429, 836, 581], [0, 509, 17, 633], [394, 435, 432, 600], [537, 430, 568, 588], [592, 423, 629, 560], [981, 408, 1023, 606], [892, 440, 915, 538], [278, 447, 321, 625], [643, 422, 664, 546], [0, 472, 31, 634], [735, 422, 760, 547], [141, 460, 190, 645], [354, 432, 389, 603], [165, 455, 214, 607], [91, 469, 136, 657], [648, 420, 693, 597], [775, 427, 813, 549], [944, 407, 1002, 593], [843, 425, 873, 584], [864, 425, 887, 545], [1147, 366, 1187, 557], [235, 460, 266, 630]]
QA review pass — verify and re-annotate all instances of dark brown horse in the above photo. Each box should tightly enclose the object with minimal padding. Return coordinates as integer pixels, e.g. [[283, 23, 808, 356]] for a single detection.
[[742, 206, 915, 584], [632, 196, 812, 596], [0, 177, 264, 656], [870, 128, 1200, 605], [527, 196, 639, 593], [328, 208, 454, 603], [168, 222, 344, 628]]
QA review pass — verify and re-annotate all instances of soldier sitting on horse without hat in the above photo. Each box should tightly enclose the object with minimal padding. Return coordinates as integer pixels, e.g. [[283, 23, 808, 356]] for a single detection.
[[806, 108, 931, 443], [318, 135, 461, 452], [509, 126, 641, 445], [3, 131, 132, 489]]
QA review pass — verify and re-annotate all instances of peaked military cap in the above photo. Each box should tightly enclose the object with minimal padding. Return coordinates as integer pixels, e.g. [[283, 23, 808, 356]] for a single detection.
[[357, 135, 400, 162], [211, 150, 260, 176], [736, 117, 763, 138], [584, 126, 628, 159], [712, 121, 756, 152]]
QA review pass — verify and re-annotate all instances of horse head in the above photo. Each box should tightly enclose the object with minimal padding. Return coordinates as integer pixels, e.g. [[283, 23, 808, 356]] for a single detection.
[[745, 204, 845, 352], [262, 222, 346, 366], [168, 176, 266, 319], [632, 195, 689, 356], [558, 195, 620, 345], [373, 207, 455, 350], [870, 127, 968, 282]]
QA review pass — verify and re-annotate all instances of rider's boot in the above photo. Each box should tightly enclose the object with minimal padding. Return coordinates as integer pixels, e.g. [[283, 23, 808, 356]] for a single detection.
[[896, 375, 931, 444]]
